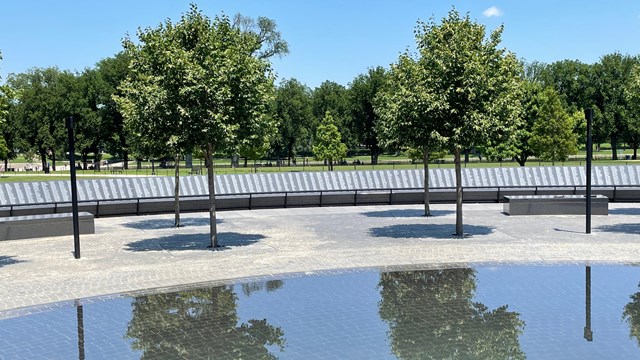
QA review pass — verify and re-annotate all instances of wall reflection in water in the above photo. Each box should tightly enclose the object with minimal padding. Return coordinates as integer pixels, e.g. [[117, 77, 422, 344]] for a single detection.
[[378, 268, 525, 359]]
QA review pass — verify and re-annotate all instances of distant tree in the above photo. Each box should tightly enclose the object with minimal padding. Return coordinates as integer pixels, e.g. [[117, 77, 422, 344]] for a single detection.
[[313, 111, 347, 171], [232, 14, 289, 60], [482, 78, 544, 166], [349, 66, 387, 164], [540, 59, 593, 110], [530, 87, 579, 163], [93, 52, 132, 168], [272, 78, 314, 165], [383, 9, 522, 234], [593, 53, 637, 159], [312, 81, 353, 149], [625, 64, 640, 159], [7, 67, 89, 171], [0, 51, 10, 162], [117, 5, 277, 245]]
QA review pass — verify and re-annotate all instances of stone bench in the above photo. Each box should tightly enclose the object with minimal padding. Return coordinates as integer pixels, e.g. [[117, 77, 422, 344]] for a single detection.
[[0, 212, 95, 241], [503, 195, 608, 216]]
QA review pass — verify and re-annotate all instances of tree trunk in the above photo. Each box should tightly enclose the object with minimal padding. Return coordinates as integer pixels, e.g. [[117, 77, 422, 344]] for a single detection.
[[94, 152, 102, 172], [123, 150, 129, 170], [422, 149, 430, 217], [207, 143, 218, 248], [174, 153, 181, 228], [40, 150, 47, 170], [633, 146, 638, 160], [371, 144, 380, 165], [454, 147, 463, 236], [51, 152, 57, 171], [611, 134, 618, 160]]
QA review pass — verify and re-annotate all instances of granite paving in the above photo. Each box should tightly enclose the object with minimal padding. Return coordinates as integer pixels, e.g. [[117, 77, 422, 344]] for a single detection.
[[1, 203, 639, 313]]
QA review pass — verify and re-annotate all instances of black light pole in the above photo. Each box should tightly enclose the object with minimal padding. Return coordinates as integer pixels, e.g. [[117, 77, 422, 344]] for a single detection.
[[67, 116, 81, 259], [585, 109, 593, 234]]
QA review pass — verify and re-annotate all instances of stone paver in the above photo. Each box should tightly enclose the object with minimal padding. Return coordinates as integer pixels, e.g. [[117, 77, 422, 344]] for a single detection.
[[1, 203, 639, 313]]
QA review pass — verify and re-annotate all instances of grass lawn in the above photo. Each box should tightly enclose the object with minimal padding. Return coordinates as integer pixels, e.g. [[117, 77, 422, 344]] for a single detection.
[[2, 156, 638, 183]]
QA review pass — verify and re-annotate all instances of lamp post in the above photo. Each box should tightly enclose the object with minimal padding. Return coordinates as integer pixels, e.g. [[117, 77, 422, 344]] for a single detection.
[[585, 109, 593, 234], [66, 116, 81, 259]]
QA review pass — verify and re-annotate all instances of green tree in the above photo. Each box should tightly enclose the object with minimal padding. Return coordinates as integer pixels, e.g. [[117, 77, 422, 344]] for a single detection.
[[378, 269, 525, 359], [127, 283, 286, 359], [312, 81, 353, 149], [385, 9, 522, 234], [349, 66, 387, 164], [625, 64, 640, 159], [375, 54, 445, 217], [93, 52, 132, 168], [313, 111, 347, 171], [7, 67, 89, 171], [117, 5, 277, 245], [232, 14, 289, 60], [593, 53, 637, 159], [0, 51, 10, 163], [273, 78, 314, 165], [530, 87, 579, 163]]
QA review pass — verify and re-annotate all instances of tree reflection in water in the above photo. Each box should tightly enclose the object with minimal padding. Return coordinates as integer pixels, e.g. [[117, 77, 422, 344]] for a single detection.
[[378, 268, 525, 359], [126, 281, 286, 360], [623, 285, 640, 345]]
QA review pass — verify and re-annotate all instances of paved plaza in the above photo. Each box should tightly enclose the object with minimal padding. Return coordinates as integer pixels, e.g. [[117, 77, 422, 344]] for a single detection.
[[1, 203, 639, 314]]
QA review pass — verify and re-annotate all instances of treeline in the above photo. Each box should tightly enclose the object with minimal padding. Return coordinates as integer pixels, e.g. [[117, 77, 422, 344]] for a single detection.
[[1, 14, 640, 172]]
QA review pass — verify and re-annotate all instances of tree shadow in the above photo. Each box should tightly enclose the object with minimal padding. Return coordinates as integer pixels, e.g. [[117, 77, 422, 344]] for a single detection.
[[609, 208, 640, 216], [363, 209, 455, 218], [123, 217, 222, 230], [596, 224, 640, 235], [0, 255, 26, 268], [124, 232, 265, 252], [369, 224, 494, 239]]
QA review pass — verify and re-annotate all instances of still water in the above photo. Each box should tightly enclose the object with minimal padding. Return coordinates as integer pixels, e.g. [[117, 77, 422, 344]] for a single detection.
[[2, 265, 640, 359]]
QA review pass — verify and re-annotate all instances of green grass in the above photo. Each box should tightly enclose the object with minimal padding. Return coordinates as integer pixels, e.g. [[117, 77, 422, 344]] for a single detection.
[[2, 157, 638, 183]]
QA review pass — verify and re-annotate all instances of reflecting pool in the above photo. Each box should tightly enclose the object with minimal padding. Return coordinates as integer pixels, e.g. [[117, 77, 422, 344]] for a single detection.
[[2, 265, 640, 359]]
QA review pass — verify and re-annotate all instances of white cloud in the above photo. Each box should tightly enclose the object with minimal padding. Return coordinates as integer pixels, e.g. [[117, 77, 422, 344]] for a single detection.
[[483, 6, 503, 18]]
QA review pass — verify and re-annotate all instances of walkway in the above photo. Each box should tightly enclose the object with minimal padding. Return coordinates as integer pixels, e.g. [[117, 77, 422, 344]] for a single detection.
[[1, 203, 639, 314]]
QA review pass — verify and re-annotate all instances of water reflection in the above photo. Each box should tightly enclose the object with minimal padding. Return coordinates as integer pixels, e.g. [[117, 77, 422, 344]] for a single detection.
[[126, 283, 286, 359], [623, 280, 640, 345], [378, 268, 525, 359]]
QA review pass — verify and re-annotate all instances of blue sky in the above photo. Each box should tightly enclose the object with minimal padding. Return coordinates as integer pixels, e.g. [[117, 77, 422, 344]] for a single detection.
[[1, 1, 639, 88]]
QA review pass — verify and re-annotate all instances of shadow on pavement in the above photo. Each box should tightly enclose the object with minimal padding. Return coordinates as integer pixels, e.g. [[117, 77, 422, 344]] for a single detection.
[[124, 232, 264, 252], [363, 209, 454, 218], [609, 208, 640, 216], [369, 223, 494, 239], [123, 217, 222, 230], [596, 223, 640, 234], [0, 255, 26, 268]]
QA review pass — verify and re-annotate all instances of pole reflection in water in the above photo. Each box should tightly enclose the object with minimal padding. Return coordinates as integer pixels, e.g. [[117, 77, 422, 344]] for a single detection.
[[75, 300, 85, 360], [584, 266, 593, 342]]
